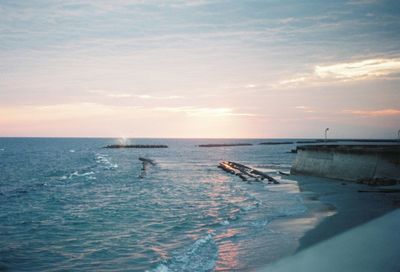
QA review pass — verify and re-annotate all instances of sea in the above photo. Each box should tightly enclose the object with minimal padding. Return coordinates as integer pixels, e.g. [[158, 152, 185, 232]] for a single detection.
[[0, 138, 322, 271]]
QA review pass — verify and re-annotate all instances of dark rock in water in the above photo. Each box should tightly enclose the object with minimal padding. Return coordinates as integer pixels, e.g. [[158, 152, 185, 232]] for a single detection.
[[105, 144, 168, 148], [199, 143, 253, 147], [357, 178, 399, 186], [138, 157, 156, 179], [139, 157, 156, 166], [278, 171, 290, 176], [259, 141, 294, 145], [296, 140, 325, 144]]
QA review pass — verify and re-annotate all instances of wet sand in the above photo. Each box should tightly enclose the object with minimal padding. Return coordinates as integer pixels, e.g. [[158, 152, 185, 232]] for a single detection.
[[294, 175, 400, 250], [260, 175, 400, 272]]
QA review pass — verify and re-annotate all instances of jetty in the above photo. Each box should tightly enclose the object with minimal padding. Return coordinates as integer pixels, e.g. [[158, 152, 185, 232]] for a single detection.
[[105, 144, 168, 148], [199, 143, 253, 147], [259, 141, 294, 145], [218, 161, 279, 184]]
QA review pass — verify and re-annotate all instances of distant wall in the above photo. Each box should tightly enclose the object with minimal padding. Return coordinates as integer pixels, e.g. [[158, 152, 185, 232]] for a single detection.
[[291, 145, 400, 181]]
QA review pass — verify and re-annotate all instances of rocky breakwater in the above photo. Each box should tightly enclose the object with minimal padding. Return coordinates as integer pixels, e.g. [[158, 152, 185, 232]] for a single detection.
[[105, 144, 168, 148]]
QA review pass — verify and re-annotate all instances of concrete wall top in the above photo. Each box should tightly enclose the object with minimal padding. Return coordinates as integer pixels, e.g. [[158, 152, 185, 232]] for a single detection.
[[297, 144, 400, 155], [291, 144, 400, 181]]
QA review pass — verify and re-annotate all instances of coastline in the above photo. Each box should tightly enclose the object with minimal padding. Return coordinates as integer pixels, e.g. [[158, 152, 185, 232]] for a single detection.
[[294, 175, 399, 251], [260, 175, 400, 271]]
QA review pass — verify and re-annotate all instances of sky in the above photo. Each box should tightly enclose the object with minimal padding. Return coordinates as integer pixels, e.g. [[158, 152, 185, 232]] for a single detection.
[[1, 0, 400, 138]]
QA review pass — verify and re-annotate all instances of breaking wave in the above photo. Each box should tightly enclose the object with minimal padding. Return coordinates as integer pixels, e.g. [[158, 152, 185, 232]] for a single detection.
[[152, 234, 218, 272], [95, 153, 118, 169]]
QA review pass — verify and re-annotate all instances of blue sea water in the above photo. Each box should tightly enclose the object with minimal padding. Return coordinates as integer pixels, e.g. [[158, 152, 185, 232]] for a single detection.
[[0, 138, 311, 271]]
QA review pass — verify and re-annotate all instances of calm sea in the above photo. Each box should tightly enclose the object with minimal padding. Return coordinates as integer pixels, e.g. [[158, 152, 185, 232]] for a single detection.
[[0, 138, 313, 271]]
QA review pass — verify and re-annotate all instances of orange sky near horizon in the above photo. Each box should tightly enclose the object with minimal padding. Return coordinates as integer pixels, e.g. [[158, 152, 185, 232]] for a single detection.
[[1, 1, 400, 138]]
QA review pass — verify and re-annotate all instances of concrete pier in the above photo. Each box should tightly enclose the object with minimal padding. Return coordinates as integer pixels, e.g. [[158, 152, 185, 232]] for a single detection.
[[291, 144, 400, 182]]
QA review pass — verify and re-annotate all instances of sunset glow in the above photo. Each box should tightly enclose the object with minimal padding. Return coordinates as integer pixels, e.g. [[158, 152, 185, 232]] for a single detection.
[[1, 1, 399, 138]]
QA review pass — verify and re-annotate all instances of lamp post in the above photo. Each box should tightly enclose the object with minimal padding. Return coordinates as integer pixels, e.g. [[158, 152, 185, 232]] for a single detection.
[[325, 128, 329, 142]]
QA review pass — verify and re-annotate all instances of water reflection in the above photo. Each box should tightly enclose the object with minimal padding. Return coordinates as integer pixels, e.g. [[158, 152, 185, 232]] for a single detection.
[[215, 229, 241, 271]]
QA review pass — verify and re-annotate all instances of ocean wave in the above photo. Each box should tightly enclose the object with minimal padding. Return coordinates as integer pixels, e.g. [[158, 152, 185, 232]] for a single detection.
[[220, 220, 230, 226], [279, 204, 307, 217], [95, 153, 118, 170], [60, 171, 96, 180], [249, 219, 270, 228], [152, 234, 218, 272], [276, 195, 307, 217]]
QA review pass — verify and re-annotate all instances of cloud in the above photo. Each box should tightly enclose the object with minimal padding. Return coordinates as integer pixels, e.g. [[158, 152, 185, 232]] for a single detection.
[[107, 93, 133, 98], [343, 109, 400, 117], [347, 0, 378, 5], [0, 103, 131, 122], [0, 103, 255, 125], [279, 76, 307, 86], [155, 106, 255, 117], [276, 58, 400, 88], [88, 90, 183, 100], [294, 106, 315, 113], [315, 59, 400, 79], [136, 95, 183, 100]]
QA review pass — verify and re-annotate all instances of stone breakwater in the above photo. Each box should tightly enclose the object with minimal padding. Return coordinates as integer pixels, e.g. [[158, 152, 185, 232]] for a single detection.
[[105, 144, 168, 148], [291, 144, 400, 183], [199, 143, 253, 147]]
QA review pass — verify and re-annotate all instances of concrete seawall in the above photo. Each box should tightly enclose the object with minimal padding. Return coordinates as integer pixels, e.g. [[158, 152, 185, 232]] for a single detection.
[[291, 145, 400, 182]]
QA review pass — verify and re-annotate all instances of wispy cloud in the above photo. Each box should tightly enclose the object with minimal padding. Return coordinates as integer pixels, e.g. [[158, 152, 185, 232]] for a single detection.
[[107, 93, 133, 98], [343, 109, 400, 117], [315, 59, 400, 79], [88, 90, 183, 100], [294, 106, 315, 113], [276, 58, 400, 88], [155, 106, 255, 117], [0, 103, 255, 124], [137, 95, 183, 100], [347, 0, 378, 5], [278, 76, 307, 86]]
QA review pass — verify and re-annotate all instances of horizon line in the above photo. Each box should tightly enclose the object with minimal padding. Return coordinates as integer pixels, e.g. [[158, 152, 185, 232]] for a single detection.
[[0, 136, 399, 140]]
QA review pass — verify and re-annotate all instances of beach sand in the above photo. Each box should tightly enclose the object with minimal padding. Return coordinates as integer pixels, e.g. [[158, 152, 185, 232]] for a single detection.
[[295, 176, 399, 250], [260, 175, 400, 272]]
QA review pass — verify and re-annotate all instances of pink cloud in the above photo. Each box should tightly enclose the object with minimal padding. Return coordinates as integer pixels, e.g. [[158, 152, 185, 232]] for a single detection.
[[343, 109, 400, 117]]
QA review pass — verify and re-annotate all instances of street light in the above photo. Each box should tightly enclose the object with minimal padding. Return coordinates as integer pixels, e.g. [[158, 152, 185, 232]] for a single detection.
[[325, 128, 329, 142]]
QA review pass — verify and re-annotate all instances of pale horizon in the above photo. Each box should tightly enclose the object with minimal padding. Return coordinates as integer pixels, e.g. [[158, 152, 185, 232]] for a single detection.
[[1, 0, 400, 139]]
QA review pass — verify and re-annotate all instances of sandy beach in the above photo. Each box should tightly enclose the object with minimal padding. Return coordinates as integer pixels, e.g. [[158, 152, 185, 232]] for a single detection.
[[262, 175, 400, 271], [296, 176, 400, 250]]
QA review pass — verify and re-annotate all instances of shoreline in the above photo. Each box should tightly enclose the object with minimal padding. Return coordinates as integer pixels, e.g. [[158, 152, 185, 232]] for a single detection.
[[294, 175, 400, 251], [260, 174, 400, 271]]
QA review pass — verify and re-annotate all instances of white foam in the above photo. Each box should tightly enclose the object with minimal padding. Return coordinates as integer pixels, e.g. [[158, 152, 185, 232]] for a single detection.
[[70, 171, 95, 177], [62, 171, 96, 180], [151, 264, 169, 272], [220, 220, 230, 226], [153, 234, 218, 272], [95, 153, 118, 169], [250, 219, 270, 227]]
